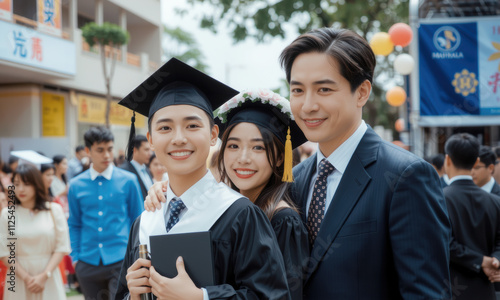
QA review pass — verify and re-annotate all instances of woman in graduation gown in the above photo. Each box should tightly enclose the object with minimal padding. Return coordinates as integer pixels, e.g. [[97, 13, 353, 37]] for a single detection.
[[145, 89, 310, 300]]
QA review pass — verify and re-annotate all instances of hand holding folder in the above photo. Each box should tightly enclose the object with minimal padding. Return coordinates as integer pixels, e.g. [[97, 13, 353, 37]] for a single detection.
[[149, 231, 214, 287]]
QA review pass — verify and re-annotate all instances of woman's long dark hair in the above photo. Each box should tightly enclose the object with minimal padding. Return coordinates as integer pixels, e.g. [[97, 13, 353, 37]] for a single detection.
[[12, 164, 50, 211], [41, 163, 56, 198], [217, 123, 298, 220], [53, 155, 67, 184]]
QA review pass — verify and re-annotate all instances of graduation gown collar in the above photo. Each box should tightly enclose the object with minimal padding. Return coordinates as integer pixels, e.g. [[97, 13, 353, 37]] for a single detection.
[[139, 171, 243, 251]]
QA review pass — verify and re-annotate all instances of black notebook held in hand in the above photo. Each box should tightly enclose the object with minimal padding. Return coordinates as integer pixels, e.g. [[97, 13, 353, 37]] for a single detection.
[[150, 231, 214, 287]]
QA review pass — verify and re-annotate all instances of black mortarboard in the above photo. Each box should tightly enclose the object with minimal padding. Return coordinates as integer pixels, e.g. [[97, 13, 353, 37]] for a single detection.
[[214, 89, 307, 182], [119, 58, 239, 161]]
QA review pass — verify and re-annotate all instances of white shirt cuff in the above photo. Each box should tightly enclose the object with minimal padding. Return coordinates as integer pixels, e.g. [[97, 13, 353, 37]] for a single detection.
[[202, 287, 209, 300]]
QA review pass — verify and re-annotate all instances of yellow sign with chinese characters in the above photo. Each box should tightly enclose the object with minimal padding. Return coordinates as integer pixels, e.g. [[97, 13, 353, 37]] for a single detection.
[[42, 91, 65, 137], [77, 94, 145, 127]]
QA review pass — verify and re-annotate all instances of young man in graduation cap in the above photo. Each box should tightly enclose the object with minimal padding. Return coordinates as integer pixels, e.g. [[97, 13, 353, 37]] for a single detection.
[[114, 58, 290, 300]]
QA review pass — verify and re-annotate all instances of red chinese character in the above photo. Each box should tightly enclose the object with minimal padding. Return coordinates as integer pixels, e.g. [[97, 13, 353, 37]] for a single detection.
[[489, 72, 500, 94], [31, 37, 43, 62]]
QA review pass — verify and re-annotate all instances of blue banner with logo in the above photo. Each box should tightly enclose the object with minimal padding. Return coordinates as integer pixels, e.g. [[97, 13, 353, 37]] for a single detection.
[[419, 18, 500, 121]]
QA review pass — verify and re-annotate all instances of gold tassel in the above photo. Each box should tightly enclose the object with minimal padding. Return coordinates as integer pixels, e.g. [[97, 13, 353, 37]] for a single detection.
[[282, 127, 294, 182]]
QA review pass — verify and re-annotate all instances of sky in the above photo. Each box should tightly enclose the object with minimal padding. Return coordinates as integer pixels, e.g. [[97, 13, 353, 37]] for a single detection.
[[161, 0, 297, 92]]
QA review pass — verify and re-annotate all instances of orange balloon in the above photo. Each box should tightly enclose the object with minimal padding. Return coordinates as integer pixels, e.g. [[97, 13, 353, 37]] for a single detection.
[[370, 32, 394, 56], [395, 118, 405, 132], [389, 23, 413, 47], [386, 86, 407, 107]]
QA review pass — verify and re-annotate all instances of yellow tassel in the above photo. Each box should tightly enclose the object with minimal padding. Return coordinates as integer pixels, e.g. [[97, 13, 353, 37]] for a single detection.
[[282, 127, 294, 182]]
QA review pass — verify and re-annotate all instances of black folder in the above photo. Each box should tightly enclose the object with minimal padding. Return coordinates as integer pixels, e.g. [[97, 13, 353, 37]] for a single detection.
[[149, 231, 214, 287]]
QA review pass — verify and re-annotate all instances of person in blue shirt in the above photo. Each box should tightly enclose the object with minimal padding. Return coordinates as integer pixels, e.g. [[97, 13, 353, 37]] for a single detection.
[[68, 126, 144, 300]]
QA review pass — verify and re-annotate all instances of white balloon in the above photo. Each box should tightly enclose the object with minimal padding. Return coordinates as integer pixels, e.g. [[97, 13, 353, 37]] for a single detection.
[[394, 54, 415, 75]]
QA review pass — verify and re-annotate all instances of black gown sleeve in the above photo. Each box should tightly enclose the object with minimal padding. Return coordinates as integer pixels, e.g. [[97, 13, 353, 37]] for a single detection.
[[114, 217, 141, 300], [271, 208, 309, 300], [205, 202, 291, 300]]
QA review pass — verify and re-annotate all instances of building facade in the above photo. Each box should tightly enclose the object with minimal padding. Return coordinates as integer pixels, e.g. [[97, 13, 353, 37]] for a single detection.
[[0, 0, 161, 161]]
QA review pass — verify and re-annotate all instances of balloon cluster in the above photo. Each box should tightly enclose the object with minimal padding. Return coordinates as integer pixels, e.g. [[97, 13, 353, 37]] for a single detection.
[[370, 23, 414, 109]]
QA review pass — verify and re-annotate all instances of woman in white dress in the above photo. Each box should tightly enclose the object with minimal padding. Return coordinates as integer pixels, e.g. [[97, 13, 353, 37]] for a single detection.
[[0, 164, 70, 300]]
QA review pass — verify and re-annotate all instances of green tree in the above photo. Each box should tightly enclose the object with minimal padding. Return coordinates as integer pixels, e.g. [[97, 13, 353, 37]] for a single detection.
[[163, 25, 208, 72], [82, 22, 129, 128], [184, 0, 409, 128]]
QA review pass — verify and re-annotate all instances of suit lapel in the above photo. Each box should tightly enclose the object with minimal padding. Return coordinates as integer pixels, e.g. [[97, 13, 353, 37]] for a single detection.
[[305, 128, 379, 281]]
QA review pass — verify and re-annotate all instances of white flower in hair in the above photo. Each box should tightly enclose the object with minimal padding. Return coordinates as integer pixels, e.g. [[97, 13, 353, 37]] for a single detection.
[[216, 88, 294, 123]]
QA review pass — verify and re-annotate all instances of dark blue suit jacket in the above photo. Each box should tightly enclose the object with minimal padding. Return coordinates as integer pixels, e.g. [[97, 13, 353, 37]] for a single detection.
[[291, 127, 452, 299]]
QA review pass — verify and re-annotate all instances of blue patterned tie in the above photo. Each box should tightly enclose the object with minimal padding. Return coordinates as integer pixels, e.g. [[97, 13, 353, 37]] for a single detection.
[[307, 158, 335, 247], [166, 197, 186, 232]]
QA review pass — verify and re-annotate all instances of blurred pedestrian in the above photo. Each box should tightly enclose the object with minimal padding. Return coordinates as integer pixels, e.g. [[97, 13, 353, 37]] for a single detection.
[[443, 134, 500, 300], [430, 153, 449, 188], [148, 153, 167, 183], [472, 146, 500, 196], [68, 127, 143, 300], [0, 164, 70, 300], [50, 155, 68, 198], [67, 146, 89, 180], [119, 135, 153, 199]]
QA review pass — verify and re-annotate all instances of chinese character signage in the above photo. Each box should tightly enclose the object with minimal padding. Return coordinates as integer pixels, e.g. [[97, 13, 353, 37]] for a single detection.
[[0, 20, 75, 75], [42, 92, 65, 137], [37, 0, 61, 36], [0, 0, 12, 21], [419, 17, 500, 124], [77, 94, 146, 127]]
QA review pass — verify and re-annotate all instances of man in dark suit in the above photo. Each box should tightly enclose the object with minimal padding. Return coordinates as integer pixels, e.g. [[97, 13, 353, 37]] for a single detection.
[[280, 28, 452, 299], [443, 134, 500, 300], [119, 135, 153, 199], [472, 146, 500, 197]]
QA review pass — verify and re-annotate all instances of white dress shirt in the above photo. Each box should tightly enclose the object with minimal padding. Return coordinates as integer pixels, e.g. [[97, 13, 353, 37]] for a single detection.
[[305, 120, 368, 217], [448, 175, 473, 184], [480, 177, 496, 193]]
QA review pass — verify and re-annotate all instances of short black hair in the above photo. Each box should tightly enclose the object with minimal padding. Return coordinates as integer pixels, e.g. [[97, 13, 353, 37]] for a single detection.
[[444, 133, 479, 170], [494, 147, 500, 159], [132, 135, 149, 150], [280, 28, 375, 93], [430, 154, 445, 170], [478, 146, 497, 167], [75, 145, 85, 152], [84, 126, 114, 149]]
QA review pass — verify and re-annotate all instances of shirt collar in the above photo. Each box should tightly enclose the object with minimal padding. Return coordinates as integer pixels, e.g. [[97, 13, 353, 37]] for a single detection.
[[480, 177, 496, 193], [130, 160, 145, 171], [449, 175, 473, 184], [317, 120, 368, 174], [165, 170, 213, 211], [90, 164, 113, 180]]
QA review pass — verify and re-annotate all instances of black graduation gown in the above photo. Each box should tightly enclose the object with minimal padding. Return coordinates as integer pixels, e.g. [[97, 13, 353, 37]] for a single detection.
[[270, 208, 309, 300], [115, 198, 291, 300]]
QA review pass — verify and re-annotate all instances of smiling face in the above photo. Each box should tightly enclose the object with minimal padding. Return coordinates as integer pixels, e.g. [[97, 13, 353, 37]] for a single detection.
[[147, 105, 218, 190], [289, 52, 371, 157], [222, 122, 275, 201]]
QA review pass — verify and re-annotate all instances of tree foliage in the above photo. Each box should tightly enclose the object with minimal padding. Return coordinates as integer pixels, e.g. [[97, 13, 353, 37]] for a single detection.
[[82, 22, 129, 127], [82, 22, 129, 48], [184, 0, 409, 129], [163, 25, 208, 72]]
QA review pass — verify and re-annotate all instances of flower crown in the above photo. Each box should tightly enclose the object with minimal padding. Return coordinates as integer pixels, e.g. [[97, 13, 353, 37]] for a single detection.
[[215, 88, 294, 123]]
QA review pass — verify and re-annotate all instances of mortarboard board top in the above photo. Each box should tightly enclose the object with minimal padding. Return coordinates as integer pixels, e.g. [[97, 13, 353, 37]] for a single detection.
[[119, 58, 239, 119]]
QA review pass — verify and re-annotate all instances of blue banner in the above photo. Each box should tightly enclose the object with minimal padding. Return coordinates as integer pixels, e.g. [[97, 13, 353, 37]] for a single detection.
[[419, 18, 500, 119]]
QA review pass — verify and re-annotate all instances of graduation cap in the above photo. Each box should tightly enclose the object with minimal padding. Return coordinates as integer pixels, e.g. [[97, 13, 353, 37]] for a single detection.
[[214, 89, 307, 182], [10, 150, 52, 170], [119, 58, 239, 161]]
